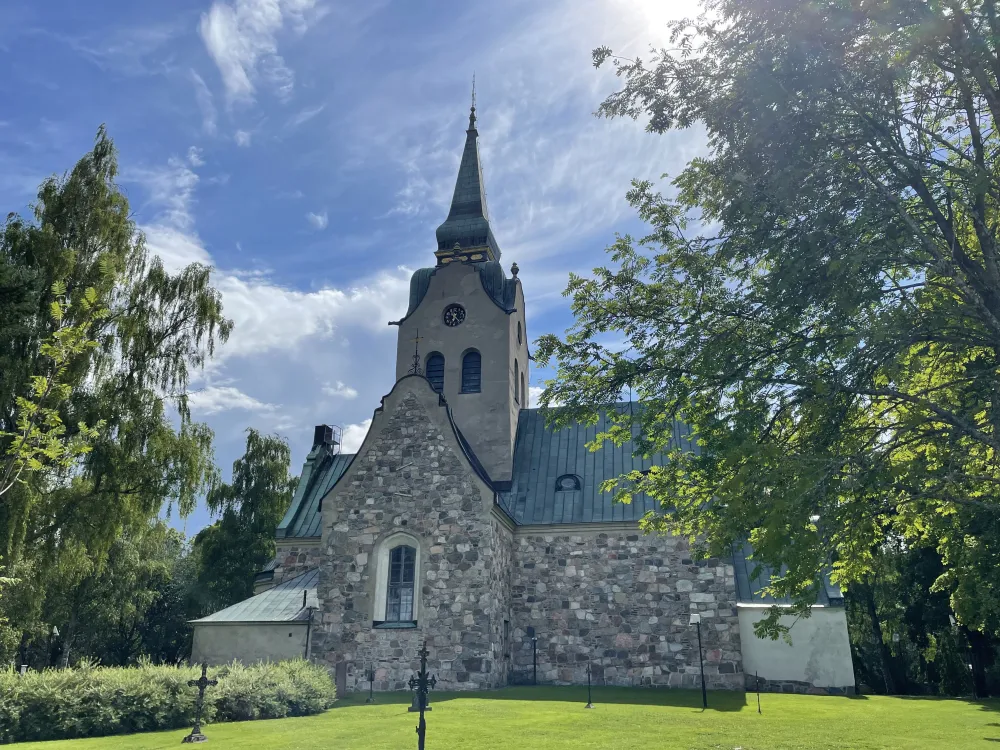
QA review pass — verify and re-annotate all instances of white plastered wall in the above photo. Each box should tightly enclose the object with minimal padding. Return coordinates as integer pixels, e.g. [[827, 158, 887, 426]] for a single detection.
[[738, 605, 856, 688], [190, 623, 309, 666]]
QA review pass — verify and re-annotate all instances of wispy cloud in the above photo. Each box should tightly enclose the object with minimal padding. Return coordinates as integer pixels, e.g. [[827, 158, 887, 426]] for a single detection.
[[287, 104, 324, 128], [188, 385, 277, 415], [305, 210, 328, 229], [190, 70, 218, 135], [323, 381, 358, 399], [234, 129, 252, 147], [199, 0, 320, 105], [340, 418, 371, 453]]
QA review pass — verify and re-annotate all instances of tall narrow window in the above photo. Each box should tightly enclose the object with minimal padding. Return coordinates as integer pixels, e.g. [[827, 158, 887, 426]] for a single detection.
[[521, 372, 526, 408], [461, 350, 481, 393], [426, 353, 444, 393], [514, 359, 520, 403], [386, 545, 416, 622]]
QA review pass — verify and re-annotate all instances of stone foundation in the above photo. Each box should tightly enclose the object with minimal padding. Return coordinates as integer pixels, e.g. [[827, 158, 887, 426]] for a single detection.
[[745, 673, 855, 695]]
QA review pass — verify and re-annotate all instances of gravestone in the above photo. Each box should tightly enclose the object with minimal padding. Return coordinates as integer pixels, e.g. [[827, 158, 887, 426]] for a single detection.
[[335, 661, 347, 697]]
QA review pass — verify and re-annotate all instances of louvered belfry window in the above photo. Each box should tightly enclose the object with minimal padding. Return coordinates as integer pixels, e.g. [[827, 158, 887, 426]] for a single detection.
[[386, 545, 416, 622], [426, 353, 444, 392], [461, 350, 481, 393]]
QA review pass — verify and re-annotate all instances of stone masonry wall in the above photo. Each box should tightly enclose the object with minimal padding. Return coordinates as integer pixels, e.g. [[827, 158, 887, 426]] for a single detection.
[[273, 542, 321, 586], [511, 529, 744, 690], [488, 515, 515, 684], [312, 387, 505, 692]]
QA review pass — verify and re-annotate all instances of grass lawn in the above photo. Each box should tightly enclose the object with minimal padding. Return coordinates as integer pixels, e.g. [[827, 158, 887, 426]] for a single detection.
[[11, 686, 999, 749]]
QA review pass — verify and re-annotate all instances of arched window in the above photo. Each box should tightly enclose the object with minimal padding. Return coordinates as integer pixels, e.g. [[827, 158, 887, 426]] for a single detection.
[[425, 352, 444, 393], [517, 321, 522, 346], [514, 359, 520, 403], [386, 545, 416, 622], [555, 474, 582, 492], [461, 350, 481, 393], [373, 533, 421, 627], [521, 372, 526, 408]]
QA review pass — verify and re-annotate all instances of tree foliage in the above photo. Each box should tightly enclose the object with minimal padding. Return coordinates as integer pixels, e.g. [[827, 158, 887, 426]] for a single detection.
[[538, 0, 1000, 639], [0, 126, 233, 666], [193, 429, 297, 613]]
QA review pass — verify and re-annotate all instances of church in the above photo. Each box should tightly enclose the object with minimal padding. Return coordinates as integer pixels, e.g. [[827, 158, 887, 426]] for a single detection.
[[190, 104, 856, 696]]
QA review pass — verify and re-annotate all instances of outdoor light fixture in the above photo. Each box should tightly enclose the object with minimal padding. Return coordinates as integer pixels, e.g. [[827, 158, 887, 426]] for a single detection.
[[689, 613, 708, 709]]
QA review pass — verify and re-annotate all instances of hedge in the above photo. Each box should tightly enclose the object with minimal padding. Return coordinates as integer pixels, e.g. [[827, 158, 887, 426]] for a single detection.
[[0, 659, 335, 743]]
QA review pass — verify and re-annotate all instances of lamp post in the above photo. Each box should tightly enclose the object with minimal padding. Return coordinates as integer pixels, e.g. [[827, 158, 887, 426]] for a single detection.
[[365, 663, 376, 704], [526, 626, 538, 685], [48, 626, 59, 668], [690, 613, 707, 709], [585, 661, 594, 709]]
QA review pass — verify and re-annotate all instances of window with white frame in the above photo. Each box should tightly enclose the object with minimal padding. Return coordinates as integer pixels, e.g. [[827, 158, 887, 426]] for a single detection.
[[373, 533, 421, 627]]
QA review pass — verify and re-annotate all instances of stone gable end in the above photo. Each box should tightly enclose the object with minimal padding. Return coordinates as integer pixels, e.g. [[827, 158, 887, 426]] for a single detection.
[[314, 387, 508, 691]]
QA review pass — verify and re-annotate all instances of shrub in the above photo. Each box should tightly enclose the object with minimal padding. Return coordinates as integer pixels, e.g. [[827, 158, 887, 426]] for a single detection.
[[0, 659, 334, 744]]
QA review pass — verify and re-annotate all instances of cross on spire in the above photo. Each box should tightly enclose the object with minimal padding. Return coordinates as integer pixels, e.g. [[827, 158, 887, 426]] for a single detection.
[[434, 84, 501, 264], [408, 330, 423, 375]]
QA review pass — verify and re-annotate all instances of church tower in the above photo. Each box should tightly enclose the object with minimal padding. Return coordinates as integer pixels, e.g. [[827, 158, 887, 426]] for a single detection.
[[392, 103, 527, 482]]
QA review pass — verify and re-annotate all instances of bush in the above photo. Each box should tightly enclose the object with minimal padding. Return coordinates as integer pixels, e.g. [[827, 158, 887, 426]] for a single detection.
[[0, 659, 334, 744]]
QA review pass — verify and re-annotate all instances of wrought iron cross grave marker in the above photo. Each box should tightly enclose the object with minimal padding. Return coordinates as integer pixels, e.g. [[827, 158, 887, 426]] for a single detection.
[[182, 663, 218, 744], [408, 640, 437, 750]]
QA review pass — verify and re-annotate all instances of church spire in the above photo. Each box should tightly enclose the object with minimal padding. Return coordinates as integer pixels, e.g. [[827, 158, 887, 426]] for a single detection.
[[434, 87, 500, 265]]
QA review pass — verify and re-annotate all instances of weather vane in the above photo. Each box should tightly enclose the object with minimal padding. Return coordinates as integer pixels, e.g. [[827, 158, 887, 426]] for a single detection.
[[409, 330, 423, 376]]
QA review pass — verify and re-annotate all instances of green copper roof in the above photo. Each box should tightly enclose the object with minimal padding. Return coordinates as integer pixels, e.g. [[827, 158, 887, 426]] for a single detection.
[[497, 406, 699, 525], [402, 260, 517, 321], [434, 107, 500, 260], [191, 569, 318, 624], [276, 450, 354, 539]]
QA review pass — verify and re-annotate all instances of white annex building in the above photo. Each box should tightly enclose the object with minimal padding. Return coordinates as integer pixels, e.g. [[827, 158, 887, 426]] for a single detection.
[[191, 104, 856, 696]]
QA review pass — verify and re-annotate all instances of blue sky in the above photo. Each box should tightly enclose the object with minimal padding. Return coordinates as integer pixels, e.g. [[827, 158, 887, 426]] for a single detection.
[[1, 0, 705, 536]]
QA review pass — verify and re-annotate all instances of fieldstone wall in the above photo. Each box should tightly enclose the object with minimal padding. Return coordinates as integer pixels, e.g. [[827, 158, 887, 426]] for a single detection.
[[488, 515, 515, 684], [511, 528, 744, 690], [312, 383, 506, 692], [273, 542, 321, 586]]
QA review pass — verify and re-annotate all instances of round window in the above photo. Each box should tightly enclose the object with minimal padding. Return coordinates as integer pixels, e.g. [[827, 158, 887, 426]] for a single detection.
[[443, 304, 466, 327]]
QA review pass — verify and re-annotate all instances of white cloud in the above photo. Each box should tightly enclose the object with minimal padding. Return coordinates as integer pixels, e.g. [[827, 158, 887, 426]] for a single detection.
[[323, 381, 358, 399], [234, 129, 252, 147], [306, 210, 328, 229], [287, 104, 325, 128], [190, 70, 218, 135], [188, 385, 277, 415], [340, 418, 371, 453], [199, 0, 319, 105], [528, 386, 544, 408], [187, 146, 205, 167], [128, 152, 411, 364]]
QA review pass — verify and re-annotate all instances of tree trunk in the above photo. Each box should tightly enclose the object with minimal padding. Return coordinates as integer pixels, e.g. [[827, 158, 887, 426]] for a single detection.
[[964, 627, 993, 698], [863, 583, 896, 694], [59, 613, 76, 669]]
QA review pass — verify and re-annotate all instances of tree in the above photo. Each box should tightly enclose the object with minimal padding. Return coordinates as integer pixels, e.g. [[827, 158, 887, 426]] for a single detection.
[[0, 125, 229, 566], [0, 126, 230, 664], [193, 429, 297, 613], [537, 0, 1000, 645], [0, 284, 105, 497]]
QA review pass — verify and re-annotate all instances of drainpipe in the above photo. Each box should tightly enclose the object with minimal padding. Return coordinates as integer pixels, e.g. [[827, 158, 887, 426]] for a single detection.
[[304, 604, 315, 660]]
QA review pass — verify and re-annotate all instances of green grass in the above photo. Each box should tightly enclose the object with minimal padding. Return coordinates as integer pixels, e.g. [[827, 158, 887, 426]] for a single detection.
[[10, 686, 998, 749]]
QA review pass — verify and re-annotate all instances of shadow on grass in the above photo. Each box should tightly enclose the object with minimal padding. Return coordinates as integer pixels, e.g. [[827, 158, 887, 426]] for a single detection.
[[334, 686, 747, 712]]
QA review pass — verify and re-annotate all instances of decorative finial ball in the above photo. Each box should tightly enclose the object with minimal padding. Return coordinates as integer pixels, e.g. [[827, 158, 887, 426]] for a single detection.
[[511, 262, 519, 277]]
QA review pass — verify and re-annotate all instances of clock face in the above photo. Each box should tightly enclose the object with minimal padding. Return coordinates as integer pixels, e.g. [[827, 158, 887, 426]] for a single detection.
[[443, 304, 466, 327]]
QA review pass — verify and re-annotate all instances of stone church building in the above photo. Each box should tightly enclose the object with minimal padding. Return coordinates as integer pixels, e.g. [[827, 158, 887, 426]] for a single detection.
[[191, 105, 856, 695]]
